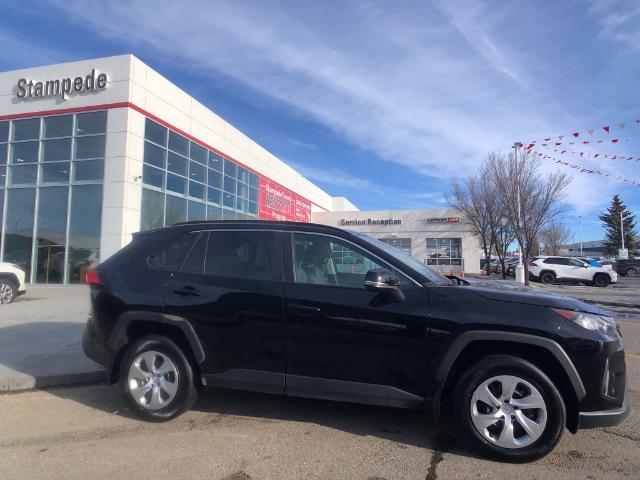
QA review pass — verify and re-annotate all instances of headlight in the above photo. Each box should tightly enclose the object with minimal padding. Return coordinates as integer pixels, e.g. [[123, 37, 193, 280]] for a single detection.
[[553, 308, 618, 337]]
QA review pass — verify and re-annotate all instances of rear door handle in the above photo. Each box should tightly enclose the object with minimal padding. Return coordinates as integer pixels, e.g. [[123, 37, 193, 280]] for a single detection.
[[287, 303, 321, 315], [173, 286, 201, 297]]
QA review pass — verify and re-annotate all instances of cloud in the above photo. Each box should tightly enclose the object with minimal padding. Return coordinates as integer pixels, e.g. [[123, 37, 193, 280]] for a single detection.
[[286, 137, 317, 150], [40, 0, 639, 216], [587, 0, 640, 48]]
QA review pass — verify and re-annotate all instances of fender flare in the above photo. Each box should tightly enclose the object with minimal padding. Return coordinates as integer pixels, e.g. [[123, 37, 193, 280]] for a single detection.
[[432, 330, 586, 419], [108, 310, 206, 366]]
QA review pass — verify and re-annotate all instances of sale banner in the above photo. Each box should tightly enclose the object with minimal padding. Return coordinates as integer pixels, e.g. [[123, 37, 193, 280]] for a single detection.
[[259, 178, 311, 222]]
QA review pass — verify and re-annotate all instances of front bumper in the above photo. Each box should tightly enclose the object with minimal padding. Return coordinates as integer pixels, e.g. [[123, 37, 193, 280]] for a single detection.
[[578, 394, 630, 428]]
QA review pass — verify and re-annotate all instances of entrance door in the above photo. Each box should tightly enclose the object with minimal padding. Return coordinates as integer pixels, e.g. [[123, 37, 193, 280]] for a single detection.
[[283, 232, 430, 407]]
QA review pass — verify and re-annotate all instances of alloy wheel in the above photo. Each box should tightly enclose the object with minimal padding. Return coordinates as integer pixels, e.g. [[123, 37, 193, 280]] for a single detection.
[[0, 282, 15, 304], [127, 350, 179, 410], [470, 375, 547, 449], [626, 268, 636, 277]]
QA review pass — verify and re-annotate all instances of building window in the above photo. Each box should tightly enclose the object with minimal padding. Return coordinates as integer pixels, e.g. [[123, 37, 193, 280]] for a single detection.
[[141, 117, 258, 228], [0, 112, 105, 283], [426, 238, 462, 270], [379, 237, 412, 256]]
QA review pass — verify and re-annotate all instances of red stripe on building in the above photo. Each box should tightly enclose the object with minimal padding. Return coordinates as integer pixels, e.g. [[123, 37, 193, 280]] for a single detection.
[[0, 101, 330, 213]]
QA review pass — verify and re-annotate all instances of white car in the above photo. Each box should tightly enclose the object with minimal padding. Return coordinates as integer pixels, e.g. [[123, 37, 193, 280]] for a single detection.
[[529, 256, 617, 287], [0, 262, 27, 304]]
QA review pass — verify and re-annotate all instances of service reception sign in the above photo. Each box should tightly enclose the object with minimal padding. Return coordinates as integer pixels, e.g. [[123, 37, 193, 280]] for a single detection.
[[259, 178, 311, 222]]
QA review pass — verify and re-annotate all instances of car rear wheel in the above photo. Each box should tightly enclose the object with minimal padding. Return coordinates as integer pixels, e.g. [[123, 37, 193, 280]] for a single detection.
[[453, 355, 565, 463], [540, 272, 555, 285], [593, 274, 610, 288], [0, 279, 17, 304], [119, 335, 198, 421], [626, 268, 637, 277]]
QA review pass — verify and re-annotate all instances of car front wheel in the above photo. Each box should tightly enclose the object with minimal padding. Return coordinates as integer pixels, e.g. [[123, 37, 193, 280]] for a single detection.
[[119, 335, 198, 422], [626, 268, 636, 277], [453, 355, 565, 463], [0, 279, 17, 304]]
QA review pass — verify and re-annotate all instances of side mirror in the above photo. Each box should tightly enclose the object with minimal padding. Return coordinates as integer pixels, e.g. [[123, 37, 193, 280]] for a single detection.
[[364, 269, 405, 302], [445, 275, 470, 286]]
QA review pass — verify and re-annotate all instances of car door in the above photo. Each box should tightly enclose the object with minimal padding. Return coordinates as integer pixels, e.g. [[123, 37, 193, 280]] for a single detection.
[[545, 257, 570, 278], [283, 232, 430, 408], [163, 228, 286, 394], [568, 258, 592, 281]]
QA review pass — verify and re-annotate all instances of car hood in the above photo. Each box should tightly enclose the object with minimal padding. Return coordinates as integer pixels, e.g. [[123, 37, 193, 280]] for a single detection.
[[458, 279, 602, 313]]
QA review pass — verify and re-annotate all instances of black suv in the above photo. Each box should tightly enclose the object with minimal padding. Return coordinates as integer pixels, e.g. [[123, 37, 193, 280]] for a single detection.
[[614, 259, 640, 277], [83, 221, 628, 462]]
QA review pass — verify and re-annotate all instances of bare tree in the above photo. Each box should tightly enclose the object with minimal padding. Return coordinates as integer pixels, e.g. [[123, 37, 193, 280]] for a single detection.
[[447, 172, 496, 275], [490, 150, 571, 285], [540, 223, 571, 255]]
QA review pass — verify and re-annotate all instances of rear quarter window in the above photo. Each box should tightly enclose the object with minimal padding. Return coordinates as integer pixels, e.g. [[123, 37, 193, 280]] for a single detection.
[[147, 232, 198, 271]]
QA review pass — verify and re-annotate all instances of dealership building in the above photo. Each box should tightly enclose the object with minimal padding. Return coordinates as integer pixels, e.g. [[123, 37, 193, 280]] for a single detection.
[[312, 209, 481, 274], [0, 54, 480, 284]]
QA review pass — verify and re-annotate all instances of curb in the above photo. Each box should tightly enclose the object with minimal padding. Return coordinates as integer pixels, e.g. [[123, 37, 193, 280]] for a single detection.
[[0, 369, 106, 393]]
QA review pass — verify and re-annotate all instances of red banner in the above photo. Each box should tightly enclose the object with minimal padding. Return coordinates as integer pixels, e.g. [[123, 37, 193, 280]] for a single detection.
[[259, 178, 311, 222]]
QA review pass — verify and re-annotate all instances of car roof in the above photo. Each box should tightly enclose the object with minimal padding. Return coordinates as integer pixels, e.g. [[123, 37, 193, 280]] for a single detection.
[[138, 220, 355, 238]]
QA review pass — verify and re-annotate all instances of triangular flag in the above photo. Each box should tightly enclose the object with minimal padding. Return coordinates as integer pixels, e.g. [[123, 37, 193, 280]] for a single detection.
[[572, 132, 580, 138], [555, 142, 561, 146], [544, 138, 551, 141], [595, 154, 600, 158], [561, 150, 566, 154], [588, 129, 594, 135], [612, 139, 619, 143], [603, 126, 610, 132], [583, 141, 589, 144], [580, 152, 584, 157], [559, 135, 564, 140], [597, 140, 603, 143], [619, 122, 626, 129]]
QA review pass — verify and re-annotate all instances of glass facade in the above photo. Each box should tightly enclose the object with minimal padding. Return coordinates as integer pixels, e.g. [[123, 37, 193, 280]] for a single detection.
[[426, 237, 462, 268], [0, 112, 106, 283], [379, 237, 412, 256], [141, 118, 259, 229]]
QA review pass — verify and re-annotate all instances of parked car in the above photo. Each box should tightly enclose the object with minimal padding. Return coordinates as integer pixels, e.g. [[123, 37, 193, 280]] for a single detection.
[[614, 259, 640, 277], [0, 262, 27, 304], [578, 257, 603, 267], [505, 257, 521, 276], [529, 256, 617, 287], [83, 221, 628, 462]]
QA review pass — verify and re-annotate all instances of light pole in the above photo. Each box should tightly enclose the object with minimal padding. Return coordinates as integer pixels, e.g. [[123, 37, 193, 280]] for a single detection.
[[513, 142, 525, 284], [621, 211, 625, 250], [579, 217, 583, 256]]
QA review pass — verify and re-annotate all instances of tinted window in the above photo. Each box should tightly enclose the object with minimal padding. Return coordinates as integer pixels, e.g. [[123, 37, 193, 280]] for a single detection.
[[205, 230, 276, 281], [145, 119, 167, 146], [12, 118, 40, 141], [148, 233, 196, 271], [180, 232, 207, 274], [544, 258, 561, 265], [43, 115, 73, 138]]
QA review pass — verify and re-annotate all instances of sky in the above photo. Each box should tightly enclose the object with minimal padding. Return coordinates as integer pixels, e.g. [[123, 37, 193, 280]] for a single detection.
[[1, 0, 639, 242]]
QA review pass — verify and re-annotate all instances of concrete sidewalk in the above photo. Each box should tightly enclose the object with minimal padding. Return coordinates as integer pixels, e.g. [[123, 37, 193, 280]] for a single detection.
[[0, 285, 105, 392]]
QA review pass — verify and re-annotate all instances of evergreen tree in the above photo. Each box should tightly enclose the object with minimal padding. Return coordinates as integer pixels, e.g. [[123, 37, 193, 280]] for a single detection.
[[599, 195, 637, 256]]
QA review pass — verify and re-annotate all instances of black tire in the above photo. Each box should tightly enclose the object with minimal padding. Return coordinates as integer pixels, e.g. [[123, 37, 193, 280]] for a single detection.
[[0, 278, 17, 304], [540, 271, 555, 285], [625, 268, 636, 277], [453, 355, 565, 463], [593, 274, 610, 288], [119, 335, 198, 422]]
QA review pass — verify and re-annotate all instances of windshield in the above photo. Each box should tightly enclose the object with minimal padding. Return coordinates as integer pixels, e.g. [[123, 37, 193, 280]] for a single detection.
[[351, 231, 453, 285]]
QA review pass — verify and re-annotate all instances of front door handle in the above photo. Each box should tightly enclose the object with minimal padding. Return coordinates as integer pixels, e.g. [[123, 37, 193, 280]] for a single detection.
[[287, 303, 321, 315], [173, 286, 201, 297]]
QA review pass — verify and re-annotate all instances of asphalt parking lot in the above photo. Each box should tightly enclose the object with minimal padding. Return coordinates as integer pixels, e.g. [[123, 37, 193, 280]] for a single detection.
[[0, 283, 638, 479]]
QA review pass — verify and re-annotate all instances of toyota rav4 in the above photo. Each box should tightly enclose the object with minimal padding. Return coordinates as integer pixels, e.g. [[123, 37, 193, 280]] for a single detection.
[[83, 221, 628, 462]]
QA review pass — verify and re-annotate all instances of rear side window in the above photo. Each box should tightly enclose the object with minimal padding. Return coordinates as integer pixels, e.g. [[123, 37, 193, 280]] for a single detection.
[[204, 230, 277, 281], [180, 232, 208, 274], [147, 233, 197, 271]]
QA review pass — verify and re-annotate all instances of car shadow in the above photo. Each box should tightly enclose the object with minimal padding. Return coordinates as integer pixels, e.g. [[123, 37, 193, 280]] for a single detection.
[[45, 378, 479, 460]]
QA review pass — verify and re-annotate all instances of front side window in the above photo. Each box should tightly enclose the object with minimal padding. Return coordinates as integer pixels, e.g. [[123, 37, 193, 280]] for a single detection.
[[292, 233, 401, 289], [205, 230, 276, 281]]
